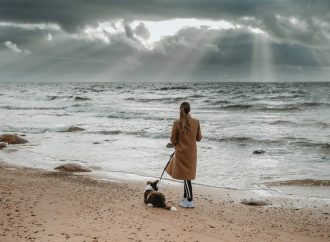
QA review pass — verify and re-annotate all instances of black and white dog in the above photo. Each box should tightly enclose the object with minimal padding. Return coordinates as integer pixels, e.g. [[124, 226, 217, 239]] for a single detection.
[[144, 180, 176, 211]]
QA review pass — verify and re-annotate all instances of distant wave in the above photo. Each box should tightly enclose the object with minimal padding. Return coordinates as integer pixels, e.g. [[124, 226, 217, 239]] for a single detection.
[[221, 104, 254, 110], [107, 113, 171, 121], [126, 130, 168, 139], [96, 130, 122, 135], [1, 125, 86, 134], [270, 120, 298, 125], [0, 105, 66, 110], [84, 87, 105, 93], [0, 126, 49, 134], [106, 113, 131, 120], [74, 96, 91, 101], [270, 120, 330, 128], [290, 90, 306, 95], [279, 137, 330, 150], [204, 100, 330, 112], [45, 95, 91, 101], [189, 94, 205, 98], [204, 100, 230, 105], [209, 136, 275, 145], [265, 179, 330, 187], [259, 106, 302, 111], [1, 125, 166, 138], [267, 102, 330, 110], [125, 97, 184, 103], [268, 94, 304, 100], [157, 86, 189, 91], [216, 136, 255, 143], [47, 95, 59, 100], [208, 136, 330, 151], [315, 122, 330, 128], [206, 103, 301, 111], [305, 102, 327, 107], [46, 95, 72, 100], [292, 140, 330, 149], [71, 104, 83, 107], [90, 129, 167, 139]]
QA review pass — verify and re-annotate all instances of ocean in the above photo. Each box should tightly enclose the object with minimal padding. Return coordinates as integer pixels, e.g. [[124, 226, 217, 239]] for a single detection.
[[0, 82, 329, 199]]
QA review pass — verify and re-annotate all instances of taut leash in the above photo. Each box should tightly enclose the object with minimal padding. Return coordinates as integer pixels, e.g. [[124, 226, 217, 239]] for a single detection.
[[158, 151, 175, 187]]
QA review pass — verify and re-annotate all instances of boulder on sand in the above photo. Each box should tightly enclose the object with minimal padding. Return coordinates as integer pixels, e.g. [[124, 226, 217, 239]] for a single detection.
[[253, 150, 265, 155], [0, 134, 28, 144], [241, 198, 271, 206], [54, 163, 91, 172], [0, 142, 6, 149], [64, 126, 85, 132]]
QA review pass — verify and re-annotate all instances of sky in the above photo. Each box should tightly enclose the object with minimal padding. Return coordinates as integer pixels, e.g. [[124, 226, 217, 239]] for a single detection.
[[0, 0, 330, 82]]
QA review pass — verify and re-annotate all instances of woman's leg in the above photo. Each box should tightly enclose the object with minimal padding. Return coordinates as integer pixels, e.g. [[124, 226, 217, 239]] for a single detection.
[[183, 180, 193, 201]]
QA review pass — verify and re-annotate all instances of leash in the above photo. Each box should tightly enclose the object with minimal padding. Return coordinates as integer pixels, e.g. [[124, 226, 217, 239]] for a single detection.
[[158, 151, 175, 187]]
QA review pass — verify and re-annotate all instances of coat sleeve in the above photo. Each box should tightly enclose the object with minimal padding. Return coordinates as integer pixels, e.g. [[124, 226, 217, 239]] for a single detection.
[[170, 121, 179, 146], [196, 122, 202, 142]]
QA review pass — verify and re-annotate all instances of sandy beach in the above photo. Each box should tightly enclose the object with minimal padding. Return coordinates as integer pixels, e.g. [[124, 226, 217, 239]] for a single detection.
[[0, 163, 329, 242]]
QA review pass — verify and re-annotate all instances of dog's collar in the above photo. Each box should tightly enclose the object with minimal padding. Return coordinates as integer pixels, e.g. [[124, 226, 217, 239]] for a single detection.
[[145, 184, 153, 191]]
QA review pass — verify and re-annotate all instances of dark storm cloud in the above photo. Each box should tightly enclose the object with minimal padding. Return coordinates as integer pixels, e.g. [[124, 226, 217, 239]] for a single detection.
[[1, 0, 327, 22], [1, 24, 328, 82], [0, 0, 329, 48], [0, 0, 329, 82], [1, 1, 329, 27], [1, 0, 275, 28]]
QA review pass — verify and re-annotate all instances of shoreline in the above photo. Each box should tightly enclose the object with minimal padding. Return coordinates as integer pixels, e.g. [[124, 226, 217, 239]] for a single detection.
[[1, 141, 329, 203], [89, 169, 330, 207], [1, 162, 330, 242], [3, 159, 330, 206]]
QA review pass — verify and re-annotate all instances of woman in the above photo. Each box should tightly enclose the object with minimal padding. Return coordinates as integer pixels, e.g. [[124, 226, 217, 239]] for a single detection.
[[166, 102, 202, 208]]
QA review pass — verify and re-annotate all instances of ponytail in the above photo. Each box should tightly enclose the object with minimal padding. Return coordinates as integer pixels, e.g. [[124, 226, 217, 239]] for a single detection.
[[179, 102, 190, 135]]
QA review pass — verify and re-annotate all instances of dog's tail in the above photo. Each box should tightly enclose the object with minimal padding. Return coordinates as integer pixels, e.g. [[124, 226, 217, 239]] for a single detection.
[[164, 205, 177, 212]]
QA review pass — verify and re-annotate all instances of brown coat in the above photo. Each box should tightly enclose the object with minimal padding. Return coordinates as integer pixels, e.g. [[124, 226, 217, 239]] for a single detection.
[[166, 116, 202, 180]]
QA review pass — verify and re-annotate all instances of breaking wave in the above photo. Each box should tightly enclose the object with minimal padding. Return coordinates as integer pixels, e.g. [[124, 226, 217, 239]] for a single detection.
[[0, 105, 66, 111], [270, 120, 298, 125], [265, 179, 330, 187], [90, 130, 167, 139], [206, 101, 330, 112], [106, 112, 171, 121], [74, 96, 91, 101], [157, 86, 190, 91], [125, 97, 185, 103]]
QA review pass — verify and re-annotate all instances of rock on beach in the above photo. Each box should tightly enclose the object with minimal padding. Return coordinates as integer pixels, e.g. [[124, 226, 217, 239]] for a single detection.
[[63, 126, 85, 132], [0, 142, 7, 149], [54, 163, 91, 172], [241, 198, 271, 206], [0, 134, 28, 144], [253, 150, 265, 154]]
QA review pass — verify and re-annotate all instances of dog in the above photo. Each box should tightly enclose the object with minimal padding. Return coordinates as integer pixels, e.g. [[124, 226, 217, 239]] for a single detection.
[[144, 180, 176, 211]]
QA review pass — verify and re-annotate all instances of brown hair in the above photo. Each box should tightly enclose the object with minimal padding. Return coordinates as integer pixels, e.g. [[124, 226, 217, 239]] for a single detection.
[[179, 102, 190, 135]]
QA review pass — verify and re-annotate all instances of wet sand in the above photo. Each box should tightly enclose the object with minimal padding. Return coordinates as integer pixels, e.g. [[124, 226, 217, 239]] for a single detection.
[[0, 163, 329, 242]]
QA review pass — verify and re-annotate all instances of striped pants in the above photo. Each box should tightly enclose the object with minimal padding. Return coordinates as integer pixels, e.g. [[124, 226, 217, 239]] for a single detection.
[[183, 180, 193, 201]]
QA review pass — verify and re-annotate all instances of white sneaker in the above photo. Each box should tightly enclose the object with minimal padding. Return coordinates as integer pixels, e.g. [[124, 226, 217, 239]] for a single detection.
[[179, 199, 195, 208], [186, 200, 195, 208]]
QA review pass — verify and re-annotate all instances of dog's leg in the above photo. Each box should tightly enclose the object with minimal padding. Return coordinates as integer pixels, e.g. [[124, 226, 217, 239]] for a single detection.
[[147, 203, 154, 207]]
